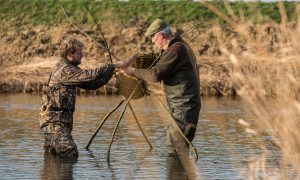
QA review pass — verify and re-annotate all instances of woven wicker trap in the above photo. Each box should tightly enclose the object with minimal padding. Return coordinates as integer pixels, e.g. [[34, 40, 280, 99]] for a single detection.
[[117, 53, 157, 99]]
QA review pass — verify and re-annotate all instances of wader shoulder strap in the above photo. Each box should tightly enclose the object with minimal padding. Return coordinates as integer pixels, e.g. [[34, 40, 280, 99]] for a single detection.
[[47, 72, 52, 86], [174, 42, 200, 83]]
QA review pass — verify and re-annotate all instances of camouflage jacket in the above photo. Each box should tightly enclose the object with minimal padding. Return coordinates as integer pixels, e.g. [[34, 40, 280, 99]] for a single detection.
[[39, 57, 115, 133]]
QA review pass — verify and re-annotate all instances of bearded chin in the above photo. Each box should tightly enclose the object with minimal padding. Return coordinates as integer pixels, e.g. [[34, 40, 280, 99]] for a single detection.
[[70, 60, 81, 66]]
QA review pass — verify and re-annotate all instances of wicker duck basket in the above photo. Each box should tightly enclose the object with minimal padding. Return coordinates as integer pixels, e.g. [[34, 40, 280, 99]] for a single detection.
[[117, 53, 157, 100]]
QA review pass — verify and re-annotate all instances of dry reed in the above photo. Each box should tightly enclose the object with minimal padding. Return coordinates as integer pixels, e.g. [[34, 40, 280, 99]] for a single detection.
[[200, 1, 300, 178]]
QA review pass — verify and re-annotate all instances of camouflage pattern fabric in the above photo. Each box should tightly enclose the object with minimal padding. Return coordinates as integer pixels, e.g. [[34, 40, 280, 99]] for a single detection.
[[44, 123, 78, 158], [39, 57, 115, 158], [39, 85, 76, 132]]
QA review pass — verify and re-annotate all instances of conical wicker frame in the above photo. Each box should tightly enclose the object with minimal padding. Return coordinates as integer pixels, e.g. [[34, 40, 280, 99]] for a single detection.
[[117, 53, 157, 100]]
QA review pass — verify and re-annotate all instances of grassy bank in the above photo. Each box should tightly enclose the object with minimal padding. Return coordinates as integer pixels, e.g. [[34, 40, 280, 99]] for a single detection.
[[0, 1, 299, 97], [0, 0, 298, 28]]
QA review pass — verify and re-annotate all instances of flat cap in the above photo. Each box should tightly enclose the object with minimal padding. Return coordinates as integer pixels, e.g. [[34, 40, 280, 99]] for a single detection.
[[145, 19, 168, 37]]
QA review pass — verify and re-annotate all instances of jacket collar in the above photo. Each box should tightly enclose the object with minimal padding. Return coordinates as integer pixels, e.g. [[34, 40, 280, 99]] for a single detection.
[[60, 57, 78, 66], [167, 34, 182, 48]]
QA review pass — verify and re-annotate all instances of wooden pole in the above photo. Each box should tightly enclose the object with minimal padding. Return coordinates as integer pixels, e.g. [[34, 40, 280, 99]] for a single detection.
[[128, 103, 153, 150], [107, 82, 139, 163], [107, 98, 132, 163], [85, 99, 125, 150]]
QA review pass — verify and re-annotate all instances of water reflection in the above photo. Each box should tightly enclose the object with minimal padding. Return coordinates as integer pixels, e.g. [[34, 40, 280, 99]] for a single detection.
[[165, 156, 187, 180], [40, 151, 76, 180], [0, 94, 296, 179]]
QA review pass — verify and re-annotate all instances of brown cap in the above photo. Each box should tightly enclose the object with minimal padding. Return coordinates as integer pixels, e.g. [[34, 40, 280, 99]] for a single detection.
[[145, 19, 168, 37]]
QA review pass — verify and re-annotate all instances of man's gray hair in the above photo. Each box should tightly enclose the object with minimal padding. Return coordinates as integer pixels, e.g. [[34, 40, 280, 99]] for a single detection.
[[159, 26, 173, 36]]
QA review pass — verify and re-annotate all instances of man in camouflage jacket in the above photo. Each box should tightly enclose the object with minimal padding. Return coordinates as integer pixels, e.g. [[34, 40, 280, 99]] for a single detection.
[[122, 19, 201, 156], [39, 37, 125, 158]]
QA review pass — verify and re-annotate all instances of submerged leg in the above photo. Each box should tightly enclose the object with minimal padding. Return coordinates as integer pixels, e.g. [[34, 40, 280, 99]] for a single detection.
[[44, 124, 78, 159]]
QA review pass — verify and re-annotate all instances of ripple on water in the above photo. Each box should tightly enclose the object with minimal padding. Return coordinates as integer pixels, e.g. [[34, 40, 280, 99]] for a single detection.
[[0, 94, 297, 179]]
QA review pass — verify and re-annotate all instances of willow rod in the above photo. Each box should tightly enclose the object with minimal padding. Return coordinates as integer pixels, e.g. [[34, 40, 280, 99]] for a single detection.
[[107, 87, 137, 163], [85, 99, 125, 150], [151, 93, 199, 161], [59, 4, 120, 61], [86, 7, 115, 63], [128, 103, 153, 150], [180, 23, 201, 38]]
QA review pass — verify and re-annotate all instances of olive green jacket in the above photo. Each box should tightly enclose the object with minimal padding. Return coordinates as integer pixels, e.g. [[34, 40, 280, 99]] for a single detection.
[[39, 58, 115, 133], [134, 35, 201, 140]]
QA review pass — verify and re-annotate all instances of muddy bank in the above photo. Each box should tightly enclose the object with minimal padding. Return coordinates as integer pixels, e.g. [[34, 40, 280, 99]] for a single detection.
[[0, 58, 233, 96], [0, 22, 287, 96]]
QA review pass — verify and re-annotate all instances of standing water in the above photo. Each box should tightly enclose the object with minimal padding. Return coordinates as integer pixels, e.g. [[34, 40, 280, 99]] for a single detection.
[[0, 94, 295, 179]]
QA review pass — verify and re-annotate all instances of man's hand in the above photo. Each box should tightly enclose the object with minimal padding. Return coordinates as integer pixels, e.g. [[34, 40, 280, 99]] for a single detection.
[[113, 55, 135, 70], [114, 61, 127, 69], [120, 67, 135, 76], [124, 55, 135, 67]]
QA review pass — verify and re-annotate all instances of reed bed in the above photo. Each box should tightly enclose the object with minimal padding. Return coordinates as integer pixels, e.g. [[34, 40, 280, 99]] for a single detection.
[[200, 1, 300, 178]]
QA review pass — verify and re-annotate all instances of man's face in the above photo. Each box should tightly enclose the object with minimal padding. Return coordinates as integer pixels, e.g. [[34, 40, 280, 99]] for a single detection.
[[151, 33, 164, 49], [68, 48, 83, 65]]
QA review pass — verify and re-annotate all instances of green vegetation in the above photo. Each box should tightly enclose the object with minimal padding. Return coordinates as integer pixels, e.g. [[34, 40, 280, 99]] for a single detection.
[[0, 0, 298, 27]]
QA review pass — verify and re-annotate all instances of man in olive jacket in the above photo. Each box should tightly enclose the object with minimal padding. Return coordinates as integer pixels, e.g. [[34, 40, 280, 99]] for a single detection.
[[122, 19, 201, 156], [39, 37, 125, 158]]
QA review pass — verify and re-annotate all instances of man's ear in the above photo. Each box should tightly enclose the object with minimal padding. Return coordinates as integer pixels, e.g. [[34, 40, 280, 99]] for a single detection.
[[160, 33, 170, 40], [162, 32, 173, 40]]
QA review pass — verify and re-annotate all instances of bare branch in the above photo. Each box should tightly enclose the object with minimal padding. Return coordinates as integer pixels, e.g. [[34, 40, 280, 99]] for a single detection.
[[86, 7, 117, 63], [60, 4, 120, 62], [60, 4, 108, 50]]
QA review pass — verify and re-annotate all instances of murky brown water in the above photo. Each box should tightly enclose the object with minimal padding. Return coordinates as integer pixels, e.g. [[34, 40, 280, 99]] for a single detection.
[[0, 94, 295, 179]]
